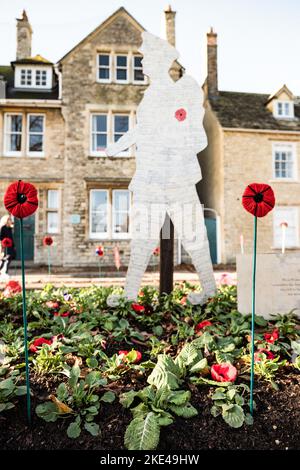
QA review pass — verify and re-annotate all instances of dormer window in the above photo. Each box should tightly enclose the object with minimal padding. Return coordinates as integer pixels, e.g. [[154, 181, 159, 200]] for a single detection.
[[15, 65, 52, 89], [274, 100, 294, 119]]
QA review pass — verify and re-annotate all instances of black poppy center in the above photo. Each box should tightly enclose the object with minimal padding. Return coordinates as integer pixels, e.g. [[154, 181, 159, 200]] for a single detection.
[[17, 193, 27, 204], [253, 192, 263, 203]]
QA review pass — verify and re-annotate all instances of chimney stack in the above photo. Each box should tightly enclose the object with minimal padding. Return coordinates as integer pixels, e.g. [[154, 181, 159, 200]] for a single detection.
[[16, 10, 32, 60], [207, 27, 218, 97], [164, 5, 176, 47]]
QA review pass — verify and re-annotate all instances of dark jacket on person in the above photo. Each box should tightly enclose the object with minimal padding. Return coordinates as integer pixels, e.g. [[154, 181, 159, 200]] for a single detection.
[[0, 225, 16, 259]]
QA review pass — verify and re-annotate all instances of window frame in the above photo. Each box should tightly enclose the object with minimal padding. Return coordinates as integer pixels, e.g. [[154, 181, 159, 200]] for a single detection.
[[89, 189, 110, 239], [112, 113, 130, 157], [132, 54, 146, 84], [27, 113, 45, 157], [15, 66, 51, 89], [272, 142, 297, 181], [274, 100, 294, 119], [112, 189, 131, 239], [4, 112, 23, 157], [46, 189, 60, 234], [97, 54, 111, 83], [90, 113, 108, 157], [115, 54, 129, 84], [273, 206, 299, 248]]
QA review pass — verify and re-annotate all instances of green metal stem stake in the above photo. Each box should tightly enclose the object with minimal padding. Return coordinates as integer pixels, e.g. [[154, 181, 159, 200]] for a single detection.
[[250, 215, 257, 416], [20, 218, 31, 424], [47, 245, 51, 276], [98, 258, 101, 279]]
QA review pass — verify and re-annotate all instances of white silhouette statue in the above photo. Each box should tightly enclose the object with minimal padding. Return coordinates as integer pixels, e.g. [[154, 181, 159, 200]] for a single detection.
[[106, 32, 216, 305]]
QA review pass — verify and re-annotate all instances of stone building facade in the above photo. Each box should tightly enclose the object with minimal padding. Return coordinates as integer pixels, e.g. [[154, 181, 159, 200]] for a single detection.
[[0, 7, 184, 268], [198, 29, 300, 264]]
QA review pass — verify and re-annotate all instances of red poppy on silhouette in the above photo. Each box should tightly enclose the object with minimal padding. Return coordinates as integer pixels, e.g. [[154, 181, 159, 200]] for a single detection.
[[175, 108, 187, 122], [29, 337, 52, 353], [1, 238, 13, 248], [242, 183, 275, 217], [131, 303, 145, 313], [254, 348, 275, 362], [3, 280, 22, 297], [195, 320, 212, 333], [43, 236, 53, 246], [153, 247, 160, 256], [211, 363, 237, 383], [4, 180, 38, 219], [96, 245, 104, 257], [118, 350, 142, 364], [264, 328, 279, 344]]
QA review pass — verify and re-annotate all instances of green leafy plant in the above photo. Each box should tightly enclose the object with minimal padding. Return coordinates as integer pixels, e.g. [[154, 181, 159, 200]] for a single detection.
[[0, 369, 27, 413], [210, 384, 253, 428], [32, 344, 65, 376], [36, 361, 115, 438]]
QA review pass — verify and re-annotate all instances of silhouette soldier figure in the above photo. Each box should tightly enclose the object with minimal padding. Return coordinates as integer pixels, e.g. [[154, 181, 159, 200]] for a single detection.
[[106, 32, 216, 305]]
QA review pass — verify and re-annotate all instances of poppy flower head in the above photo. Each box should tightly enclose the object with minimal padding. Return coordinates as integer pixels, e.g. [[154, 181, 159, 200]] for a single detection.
[[43, 236, 53, 246], [175, 108, 187, 122], [242, 183, 275, 218], [211, 363, 237, 383], [4, 180, 38, 219], [1, 238, 13, 248], [153, 247, 160, 256], [96, 245, 104, 257], [3, 280, 22, 297], [131, 303, 145, 313]]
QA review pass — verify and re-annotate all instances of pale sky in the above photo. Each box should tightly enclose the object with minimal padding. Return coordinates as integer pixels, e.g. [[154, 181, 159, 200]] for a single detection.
[[1, 0, 300, 95]]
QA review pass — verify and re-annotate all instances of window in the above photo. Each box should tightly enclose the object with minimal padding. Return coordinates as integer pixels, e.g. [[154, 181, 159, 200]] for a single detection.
[[47, 190, 60, 234], [90, 190, 109, 238], [98, 54, 110, 81], [4, 114, 22, 155], [27, 114, 45, 155], [36, 70, 47, 86], [113, 115, 129, 156], [113, 190, 130, 237], [115, 55, 128, 82], [273, 207, 298, 248], [91, 115, 107, 155], [273, 143, 296, 180], [274, 100, 294, 119], [133, 55, 144, 82], [90, 189, 130, 238], [20, 69, 32, 86]]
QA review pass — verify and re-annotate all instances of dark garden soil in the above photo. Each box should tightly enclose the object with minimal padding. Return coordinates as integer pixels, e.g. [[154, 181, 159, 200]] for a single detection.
[[1, 368, 299, 451]]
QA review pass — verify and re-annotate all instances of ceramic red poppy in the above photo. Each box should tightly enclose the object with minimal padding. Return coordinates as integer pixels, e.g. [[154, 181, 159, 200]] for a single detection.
[[1, 237, 13, 248], [96, 245, 104, 257], [242, 183, 275, 217], [175, 108, 187, 122], [4, 180, 38, 219], [43, 236, 53, 246]]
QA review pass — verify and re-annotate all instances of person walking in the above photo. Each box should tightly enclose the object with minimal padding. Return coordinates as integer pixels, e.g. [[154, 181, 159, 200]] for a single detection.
[[0, 215, 16, 279]]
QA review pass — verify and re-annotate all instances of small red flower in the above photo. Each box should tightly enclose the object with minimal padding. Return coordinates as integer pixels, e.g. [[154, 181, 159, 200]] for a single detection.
[[242, 183, 275, 218], [1, 238, 13, 248], [54, 311, 70, 317], [118, 350, 142, 364], [43, 236, 53, 246], [211, 363, 237, 383], [131, 303, 145, 313], [255, 348, 275, 362], [3, 280, 21, 297], [4, 180, 38, 219], [195, 320, 212, 332], [153, 247, 160, 256], [29, 337, 52, 353], [96, 245, 104, 257], [264, 328, 279, 344], [175, 108, 187, 122], [46, 301, 60, 310]]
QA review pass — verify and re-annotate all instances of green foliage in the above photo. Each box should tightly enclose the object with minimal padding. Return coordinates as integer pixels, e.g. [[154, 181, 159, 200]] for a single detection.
[[211, 384, 253, 428], [0, 369, 27, 413], [32, 344, 65, 376]]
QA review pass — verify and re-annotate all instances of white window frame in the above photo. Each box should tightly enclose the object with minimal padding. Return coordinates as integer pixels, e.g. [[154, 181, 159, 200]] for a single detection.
[[115, 54, 129, 84], [132, 54, 146, 84], [46, 189, 60, 234], [112, 114, 131, 157], [4, 113, 23, 157], [273, 206, 299, 248], [20, 68, 32, 86], [90, 114, 108, 157], [27, 114, 45, 157], [97, 54, 111, 83], [112, 189, 131, 239], [273, 100, 294, 119], [272, 142, 297, 181], [89, 189, 110, 239], [15, 65, 52, 89]]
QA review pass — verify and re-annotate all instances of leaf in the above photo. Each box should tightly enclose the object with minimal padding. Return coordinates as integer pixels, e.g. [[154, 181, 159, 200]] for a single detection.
[[153, 326, 163, 336], [56, 382, 68, 401], [189, 358, 208, 373], [147, 355, 181, 390], [67, 421, 81, 439], [101, 391, 116, 403], [291, 340, 300, 355], [131, 402, 149, 419], [36, 402, 58, 422], [69, 362, 81, 389], [226, 389, 236, 401], [86, 371, 101, 387], [168, 390, 191, 406], [15, 386, 27, 396], [175, 342, 201, 371], [84, 421, 100, 436], [215, 350, 234, 364], [124, 412, 160, 450], [0, 378, 14, 391], [86, 357, 98, 368], [244, 413, 254, 426], [169, 403, 198, 418], [211, 405, 221, 417], [157, 412, 174, 426], [222, 404, 244, 428], [50, 394, 73, 414], [212, 390, 226, 401], [120, 390, 137, 409], [0, 402, 14, 412]]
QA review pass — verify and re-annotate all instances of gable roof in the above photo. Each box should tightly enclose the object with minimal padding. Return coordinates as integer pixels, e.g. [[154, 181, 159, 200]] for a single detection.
[[58, 7, 145, 64], [210, 91, 300, 132], [266, 84, 294, 104]]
